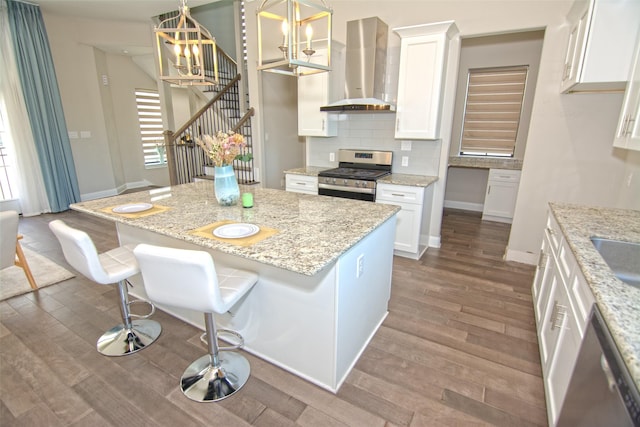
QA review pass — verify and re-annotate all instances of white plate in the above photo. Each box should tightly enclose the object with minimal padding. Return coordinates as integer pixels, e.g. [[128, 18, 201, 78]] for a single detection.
[[112, 203, 153, 214], [213, 223, 260, 239]]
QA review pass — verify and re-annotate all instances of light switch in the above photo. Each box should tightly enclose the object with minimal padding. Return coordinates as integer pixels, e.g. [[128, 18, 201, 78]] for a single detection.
[[401, 140, 412, 151], [80, 131, 91, 138], [68, 131, 78, 139]]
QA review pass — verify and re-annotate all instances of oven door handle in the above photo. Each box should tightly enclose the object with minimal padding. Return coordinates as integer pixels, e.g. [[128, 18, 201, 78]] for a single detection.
[[318, 183, 375, 195]]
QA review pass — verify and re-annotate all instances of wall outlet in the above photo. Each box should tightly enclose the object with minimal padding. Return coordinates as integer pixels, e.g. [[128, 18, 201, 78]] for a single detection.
[[356, 254, 364, 278], [402, 156, 409, 167], [329, 152, 335, 162]]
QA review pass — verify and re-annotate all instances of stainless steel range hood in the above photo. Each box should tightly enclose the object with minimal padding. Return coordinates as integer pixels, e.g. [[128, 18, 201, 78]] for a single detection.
[[321, 17, 395, 112]]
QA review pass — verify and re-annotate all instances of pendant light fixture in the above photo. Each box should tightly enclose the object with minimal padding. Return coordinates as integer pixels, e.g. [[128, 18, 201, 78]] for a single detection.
[[155, 0, 218, 86], [257, 0, 333, 76]]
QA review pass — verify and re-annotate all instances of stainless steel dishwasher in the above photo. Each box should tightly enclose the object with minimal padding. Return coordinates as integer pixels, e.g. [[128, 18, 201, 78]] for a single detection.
[[557, 306, 640, 426]]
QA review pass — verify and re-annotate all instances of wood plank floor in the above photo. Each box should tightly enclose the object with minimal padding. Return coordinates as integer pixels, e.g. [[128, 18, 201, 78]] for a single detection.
[[0, 208, 546, 426]]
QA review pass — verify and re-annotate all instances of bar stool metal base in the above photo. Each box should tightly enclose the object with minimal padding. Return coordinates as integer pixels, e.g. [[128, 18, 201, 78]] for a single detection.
[[97, 319, 162, 356], [180, 352, 250, 402]]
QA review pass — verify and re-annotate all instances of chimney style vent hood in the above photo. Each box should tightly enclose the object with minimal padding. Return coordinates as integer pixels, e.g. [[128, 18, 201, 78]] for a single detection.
[[321, 17, 395, 112]]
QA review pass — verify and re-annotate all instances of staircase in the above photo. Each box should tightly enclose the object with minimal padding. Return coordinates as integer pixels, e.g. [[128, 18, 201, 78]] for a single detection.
[[157, 13, 256, 186]]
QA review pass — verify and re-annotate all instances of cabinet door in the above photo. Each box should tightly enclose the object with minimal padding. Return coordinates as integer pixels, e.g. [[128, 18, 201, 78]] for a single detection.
[[298, 50, 338, 137], [560, 5, 589, 92], [538, 259, 565, 372], [395, 33, 447, 140], [614, 34, 640, 151], [376, 184, 425, 255], [482, 181, 518, 219], [532, 234, 552, 324]]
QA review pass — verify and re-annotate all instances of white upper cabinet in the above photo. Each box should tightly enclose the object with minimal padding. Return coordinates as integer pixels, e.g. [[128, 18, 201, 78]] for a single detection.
[[297, 47, 343, 137], [394, 21, 459, 140], [614, 33, 640, 151], [560, 0, 640, 93]]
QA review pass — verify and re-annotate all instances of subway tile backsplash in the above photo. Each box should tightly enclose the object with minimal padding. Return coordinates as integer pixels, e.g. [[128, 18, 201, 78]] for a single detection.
[[306, 113, 442, 176]]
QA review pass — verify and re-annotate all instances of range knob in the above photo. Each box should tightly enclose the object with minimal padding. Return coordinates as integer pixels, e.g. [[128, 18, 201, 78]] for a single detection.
[[331, 178, 336, 184], [343, 179, 348, 185]]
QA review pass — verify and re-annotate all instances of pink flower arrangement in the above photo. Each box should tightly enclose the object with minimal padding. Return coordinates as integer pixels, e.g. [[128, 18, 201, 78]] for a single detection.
[[196, 131, 251, 167]]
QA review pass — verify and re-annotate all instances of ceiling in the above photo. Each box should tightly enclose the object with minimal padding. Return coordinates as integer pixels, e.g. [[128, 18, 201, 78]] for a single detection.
[[34, 0, 215, 23]]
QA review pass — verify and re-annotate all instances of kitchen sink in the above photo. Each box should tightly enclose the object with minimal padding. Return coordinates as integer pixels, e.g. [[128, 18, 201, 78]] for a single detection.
[[590, 237, 640, 288]]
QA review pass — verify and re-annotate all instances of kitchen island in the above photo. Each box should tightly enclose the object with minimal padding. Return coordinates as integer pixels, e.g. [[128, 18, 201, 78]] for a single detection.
[[71, 182, 399, 392]]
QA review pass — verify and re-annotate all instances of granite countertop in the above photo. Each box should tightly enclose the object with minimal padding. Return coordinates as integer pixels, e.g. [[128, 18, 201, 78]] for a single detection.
[[284, 167, 438, 188], [71, 182, 399, 276], [549, 203, 640, 390], [284, 166, 328, 177], [448, 156, 523, 170], [379, 173, 438, 187]]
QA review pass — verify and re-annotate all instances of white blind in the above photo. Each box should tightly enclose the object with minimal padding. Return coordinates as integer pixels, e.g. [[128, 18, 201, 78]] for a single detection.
[[460, 66, 528, 157], [135, 89, 165, 165]]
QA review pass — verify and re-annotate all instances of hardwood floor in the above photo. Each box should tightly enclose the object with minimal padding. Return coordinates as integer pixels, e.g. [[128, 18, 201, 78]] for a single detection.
[[1, 208, 546, 426]]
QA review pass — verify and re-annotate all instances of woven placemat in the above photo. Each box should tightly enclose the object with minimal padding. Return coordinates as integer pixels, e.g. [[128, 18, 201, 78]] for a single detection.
[[100, 204, 170, 219], [190, 220, 279, 247]]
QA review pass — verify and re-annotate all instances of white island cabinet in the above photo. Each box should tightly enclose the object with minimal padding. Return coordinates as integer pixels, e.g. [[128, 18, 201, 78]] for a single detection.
[[394, 21, 459, 140], [71, 183, 399, 393]]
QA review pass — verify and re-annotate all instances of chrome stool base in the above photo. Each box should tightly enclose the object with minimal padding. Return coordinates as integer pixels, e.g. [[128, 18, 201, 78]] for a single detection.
[[97, 319, 162, 356], [180, 352, 250, 402]]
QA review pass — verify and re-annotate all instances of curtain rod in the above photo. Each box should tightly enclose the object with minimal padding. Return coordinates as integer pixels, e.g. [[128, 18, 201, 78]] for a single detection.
[[11, 0, 40, 6]]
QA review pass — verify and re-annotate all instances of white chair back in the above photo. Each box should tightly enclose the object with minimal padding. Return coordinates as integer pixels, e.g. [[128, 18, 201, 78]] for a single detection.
[[134, 244, 257, 314], [49, 220, 112, 284], [0, 211, 19, 269]]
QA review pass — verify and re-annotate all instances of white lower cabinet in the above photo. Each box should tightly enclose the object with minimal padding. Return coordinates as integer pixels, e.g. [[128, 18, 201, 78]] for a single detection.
[[482, 169, 521, 223], [285, 174, 318, 195], [532, 211, 595, 426], [376, 183, 426, 259]]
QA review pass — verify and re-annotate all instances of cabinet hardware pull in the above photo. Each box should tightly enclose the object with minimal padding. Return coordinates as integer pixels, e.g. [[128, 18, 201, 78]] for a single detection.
[[626, 117, 635, 136], [546, 226, 555, 235], [296, 182, 307, 186], [487, 185, 491, 195], [391, 193, 405, 197], [537, 250, 547, 270], [322, 119, 325, 131], [396, 118, 400, 132], [550, 301, 567, 331]]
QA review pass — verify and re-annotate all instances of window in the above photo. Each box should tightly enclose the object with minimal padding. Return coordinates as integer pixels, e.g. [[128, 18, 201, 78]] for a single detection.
[[135, 89, 165, 166], [0, 108, 16, 200], [459, 66, 528, 157]]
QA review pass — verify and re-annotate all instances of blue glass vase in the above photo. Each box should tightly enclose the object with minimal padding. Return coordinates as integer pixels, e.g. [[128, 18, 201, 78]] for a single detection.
[[214, 165, 240, 206]]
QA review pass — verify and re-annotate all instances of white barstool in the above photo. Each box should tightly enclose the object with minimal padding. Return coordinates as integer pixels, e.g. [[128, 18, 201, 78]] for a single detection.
[[133, 243, 258, 402], [49, 220, 161, 356]]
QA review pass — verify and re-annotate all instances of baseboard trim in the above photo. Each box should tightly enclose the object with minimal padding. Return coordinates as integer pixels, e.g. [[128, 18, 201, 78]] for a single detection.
[[505, 248, 537, 265], [444, 200, 483, 212]]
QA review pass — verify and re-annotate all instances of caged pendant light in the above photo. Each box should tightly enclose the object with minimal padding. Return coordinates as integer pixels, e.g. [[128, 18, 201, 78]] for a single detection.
[[257, 0, 332, 76], [155, 0, 218, 86]]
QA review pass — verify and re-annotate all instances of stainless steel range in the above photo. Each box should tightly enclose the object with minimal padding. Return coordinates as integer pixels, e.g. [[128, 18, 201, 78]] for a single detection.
[[318, 149, 392, 202]]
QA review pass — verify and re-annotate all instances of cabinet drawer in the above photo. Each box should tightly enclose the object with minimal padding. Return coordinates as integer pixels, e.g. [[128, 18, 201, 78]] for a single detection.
[[488, 168, 521, 183], [376, 183, 425, 204], [285, 174, 318, 194]]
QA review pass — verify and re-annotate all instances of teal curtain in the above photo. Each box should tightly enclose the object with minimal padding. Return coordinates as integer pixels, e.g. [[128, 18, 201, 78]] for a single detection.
[[6, 0, 80, 212]]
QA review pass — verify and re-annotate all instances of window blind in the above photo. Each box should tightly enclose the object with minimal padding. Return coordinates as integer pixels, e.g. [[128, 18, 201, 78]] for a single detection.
[[135, 89, 165, 166], [460, 66, 528, 157]]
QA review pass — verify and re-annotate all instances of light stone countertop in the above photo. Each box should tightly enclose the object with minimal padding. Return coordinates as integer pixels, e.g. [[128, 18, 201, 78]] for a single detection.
[[379, 173, 438, 187], [284, 166, 328, 177], [284, 167, 438, 188], [70, 182, 400, 277], [549, 203, 640, 390], [448, 156, 523, 170]]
